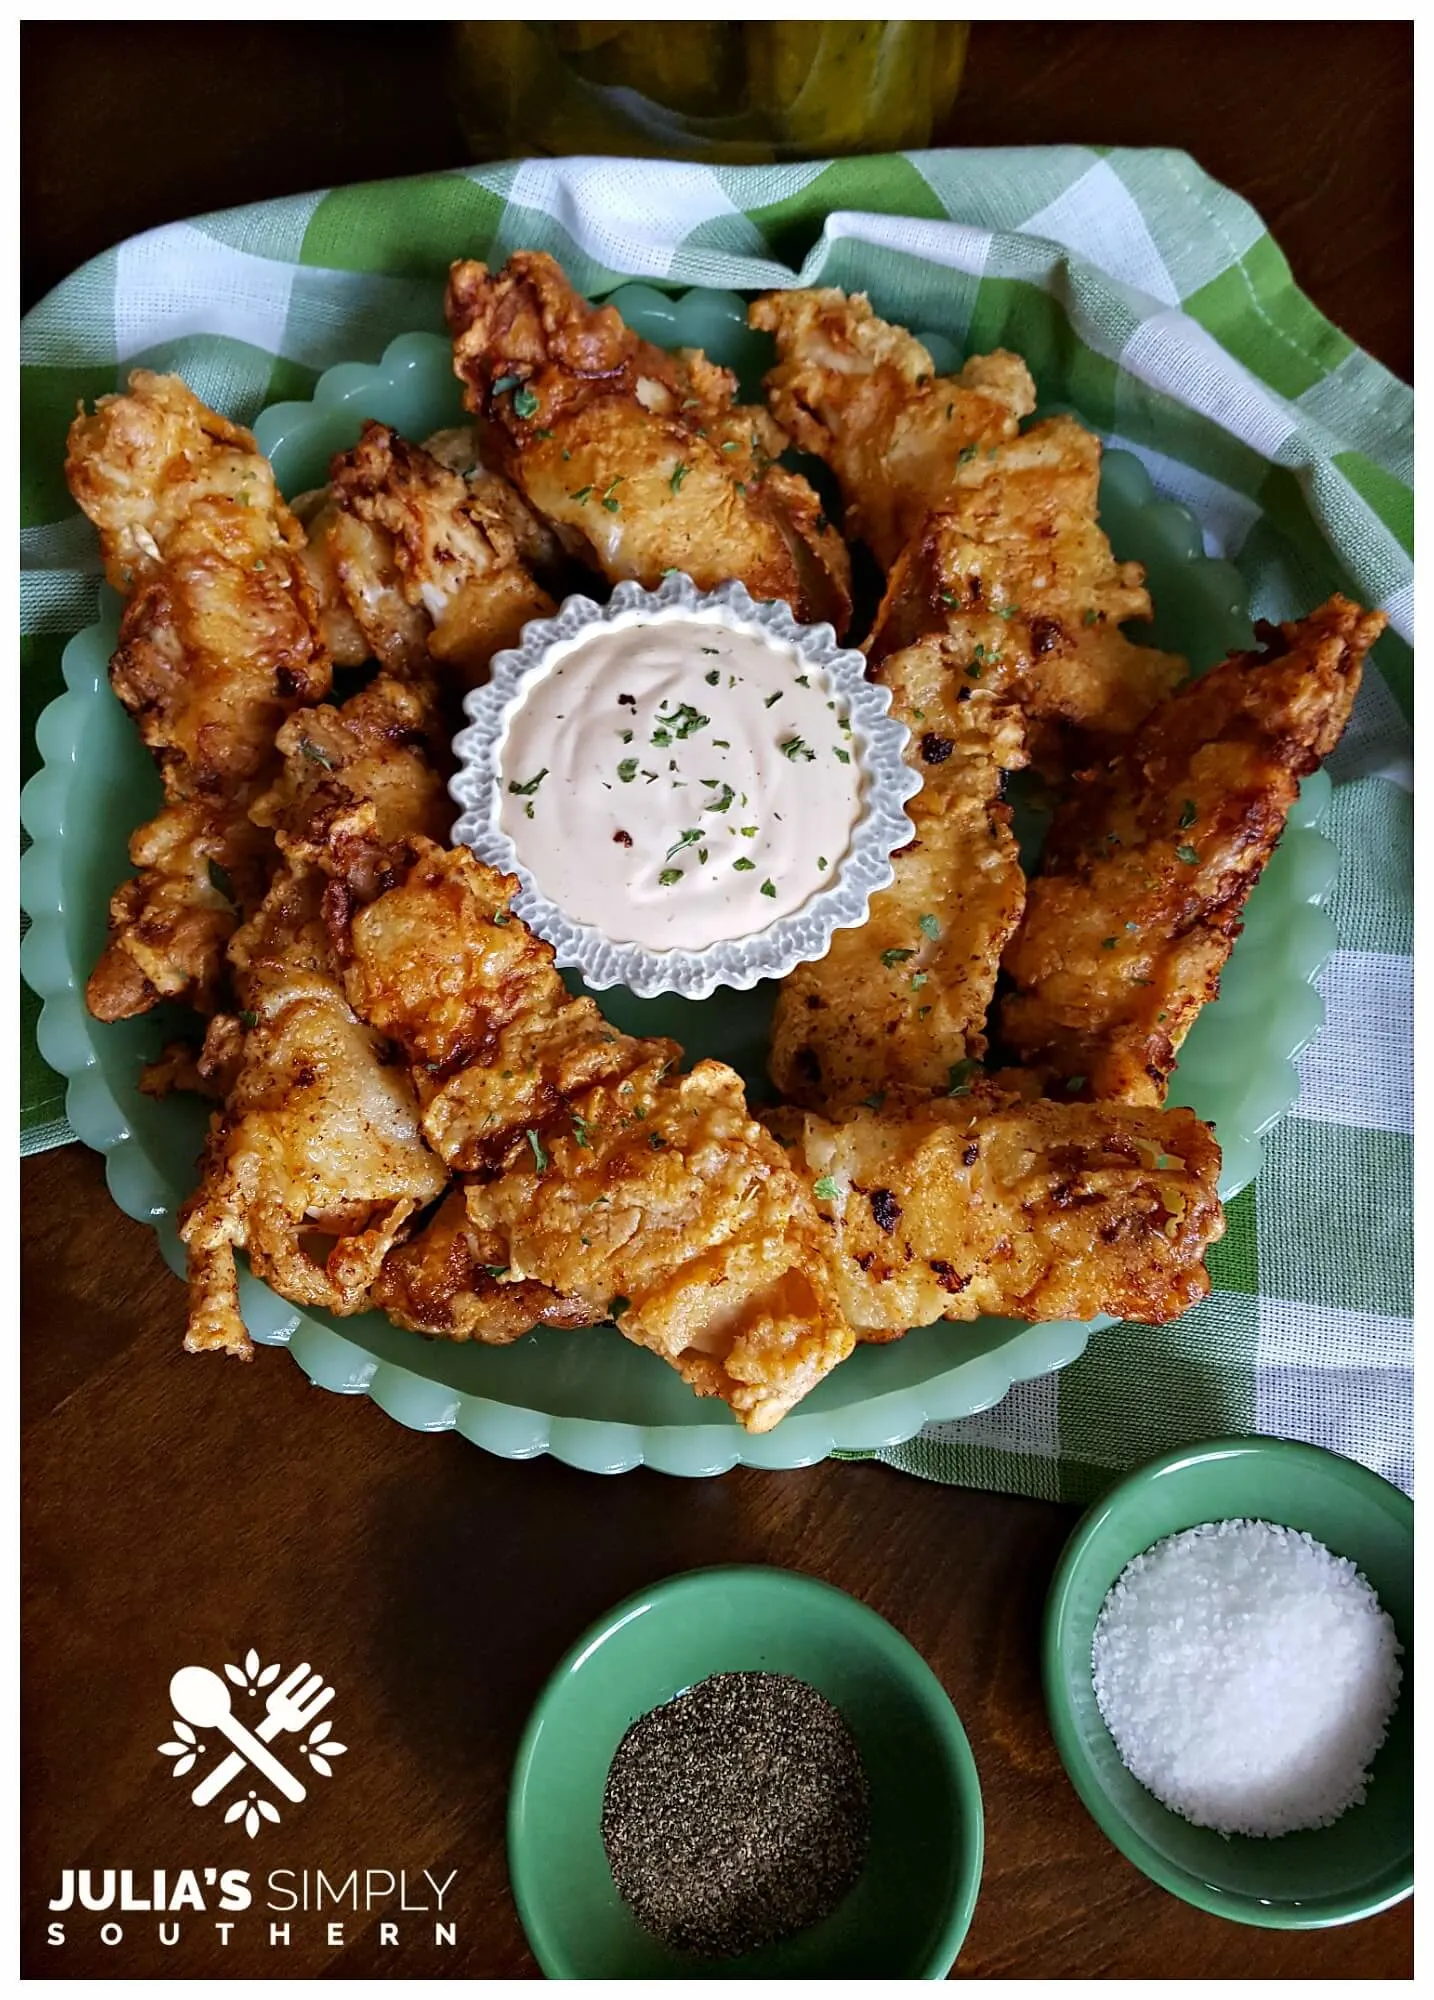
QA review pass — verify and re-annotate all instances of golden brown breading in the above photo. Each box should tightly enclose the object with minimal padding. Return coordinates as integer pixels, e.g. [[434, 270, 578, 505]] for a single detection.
[[446, 251, 851, 633], [176, 868, 448, 1358], [337, 839, 854, 1430], [863, 435, 1186, 753], [770, 631, 1027, 1113], [1001, 598, 1383, 1105], [302, 421, 557, 687], [772, 1085, 1224, 1337], [750, 286, 1035, 568], [372, 1186, 588, 1343], [249, 670, 451, 900], [65, 371, 331, 1020]]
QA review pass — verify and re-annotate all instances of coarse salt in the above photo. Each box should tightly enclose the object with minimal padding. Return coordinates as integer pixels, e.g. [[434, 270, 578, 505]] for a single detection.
[[1091, 1518, 1402, 1839]]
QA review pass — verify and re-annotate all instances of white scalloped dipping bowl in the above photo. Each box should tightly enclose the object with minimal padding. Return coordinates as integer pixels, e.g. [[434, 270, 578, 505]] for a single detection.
[[451, 574, 922, 1000], [19, 306, 1344, 1476]]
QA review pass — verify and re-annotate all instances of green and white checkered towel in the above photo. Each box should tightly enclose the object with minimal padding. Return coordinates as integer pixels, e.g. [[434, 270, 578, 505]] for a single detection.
[[20, 149, 1412, 1498]]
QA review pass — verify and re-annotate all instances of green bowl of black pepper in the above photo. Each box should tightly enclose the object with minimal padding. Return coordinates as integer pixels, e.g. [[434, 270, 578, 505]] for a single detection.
[[507, 1565, 984, 1976]]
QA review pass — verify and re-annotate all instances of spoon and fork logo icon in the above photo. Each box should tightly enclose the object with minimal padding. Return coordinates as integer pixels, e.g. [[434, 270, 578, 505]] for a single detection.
[[158, 1651, 345, 1837]]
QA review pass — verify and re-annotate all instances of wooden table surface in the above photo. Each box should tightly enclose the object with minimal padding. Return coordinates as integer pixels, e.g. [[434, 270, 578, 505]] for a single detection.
[[21, 21, 1412, 1980]]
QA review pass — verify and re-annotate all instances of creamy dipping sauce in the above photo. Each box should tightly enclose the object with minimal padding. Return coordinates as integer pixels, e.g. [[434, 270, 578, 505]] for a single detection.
[[497, 615, 864, 951]]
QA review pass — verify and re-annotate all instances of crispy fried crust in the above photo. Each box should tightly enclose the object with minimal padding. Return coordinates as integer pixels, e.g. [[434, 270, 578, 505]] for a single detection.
[[337, 839, 854, 1431], [65, 371, 331, 1019], [304, 421, 557, 687], [447, 252, 851, 633], [1001, 598, 1383, 1104], [248, 670, 451, 900], [750, 287, 1036, 568], [772, 1086, 1224, 1337], [373, 1187, 588, 1342], [770, 632, 1028, 1113], [176, 868, 448, 1357]]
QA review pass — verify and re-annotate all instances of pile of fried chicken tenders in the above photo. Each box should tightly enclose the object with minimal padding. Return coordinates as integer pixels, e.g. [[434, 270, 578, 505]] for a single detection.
[[65, 252, 1384, 1431]]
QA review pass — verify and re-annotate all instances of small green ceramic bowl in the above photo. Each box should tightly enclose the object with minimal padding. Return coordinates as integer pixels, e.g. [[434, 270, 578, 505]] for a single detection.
[[508, 1566, 984, 1977], [1043, 1437, 1413, 1928]]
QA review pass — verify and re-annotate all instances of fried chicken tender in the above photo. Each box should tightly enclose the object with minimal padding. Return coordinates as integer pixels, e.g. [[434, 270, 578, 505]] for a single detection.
[[769, 416, 1186, 1113], [65, 371, 331, 1019], [176, 867, 448, 1357], [750, 286, 1036, 568], [1001, 598, 1382, 1105], [338, 840, 853, 1430], [770, 629, 1028, 1112], [299, 422, 556, 687], [249, 670, 452, 900], [373, 1187, 588, 1344], [446, 251, 851, 633], [772, 1085, 1224, 1338]]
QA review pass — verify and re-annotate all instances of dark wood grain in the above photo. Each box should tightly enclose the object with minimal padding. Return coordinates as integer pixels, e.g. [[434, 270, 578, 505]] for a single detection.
[[21, 21, 1412, 1979]]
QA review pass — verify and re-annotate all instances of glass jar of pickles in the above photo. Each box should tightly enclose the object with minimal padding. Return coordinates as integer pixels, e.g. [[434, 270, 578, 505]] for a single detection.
[[451, 22, 969, 163]]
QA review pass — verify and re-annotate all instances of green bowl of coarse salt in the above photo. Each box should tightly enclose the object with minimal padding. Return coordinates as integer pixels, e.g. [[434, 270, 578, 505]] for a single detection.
[[1043, 1436, 1412, 1928], [507, 1566, 984, 1977]]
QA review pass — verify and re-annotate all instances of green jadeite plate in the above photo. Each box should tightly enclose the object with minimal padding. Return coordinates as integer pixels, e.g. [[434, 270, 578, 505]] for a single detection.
[[19, 287, 1339, 1476]]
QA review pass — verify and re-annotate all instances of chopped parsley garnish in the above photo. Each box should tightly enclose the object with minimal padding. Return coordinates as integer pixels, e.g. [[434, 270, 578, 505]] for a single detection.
[[568, 484, 593, 504], [957, 443, 979, 465], [670, 703, 709, 738], [817, 855, 828, 870], [764, 691, 782, 708], [779, 735, 815, 762], [571, 1113, 591, 1148], [207, 859, 236, 903], [911, 972, 928, 990], [863, 1091, 886, 1111], [939, 590, 958, 607], [732, 856, 755, 871], [1176, 843, 1200, 865], [512, 385, 540, 419], [484, 1265, 509, 1280], [658, 867, 684, 887], [919, 913, 941, 939], [508, 767, 549, 797], [1064, 1075, 1086, 1093], [705, 668, 720, 685], [669, 462, 690, 493], [996, 604, 1020, 620], [617, 758, 638, 783], [702, 783, 736, 815], [534, 426, 554, 440], [834, 746, 851, 763], [881, 947, 916, 967], [1179, 799, 1198, 828], [526, 1128, 548, 1173], [299, 737, 334, 769], [601, 477, 624, 513], [812, 1175, 840, 1201], [760, 879, 777, 898], [740, 825, 757, 838], [1101, 936, 1117, 950], [492, 909, 511, 926], [651, 726, 671, 747], [947, 1059, 978, 1097], [665, 828, 703, 862], [608, 1295, 631, 1319], [491, 373, 520, 396], [795, 673, 810, 687], [238, 1009, 258, 1030], [814, 513, 829, 534], [720, 439, 740, 453], [1082, 607, 1099, 626]]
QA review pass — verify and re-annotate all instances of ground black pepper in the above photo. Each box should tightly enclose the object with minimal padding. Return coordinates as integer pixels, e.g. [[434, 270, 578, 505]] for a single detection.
[[600, 1670, 870, 1959]]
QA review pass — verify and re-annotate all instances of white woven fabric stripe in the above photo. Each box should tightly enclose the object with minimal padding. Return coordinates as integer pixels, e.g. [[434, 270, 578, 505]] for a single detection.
[[1293, 952, 1413, 1134], [1020, 158, 1181, 308], [1120, 309, 1300, 461], [115, 223, 294, 362], [814, 209, 993, 279], [1255, 1297, 1413, 1495], [499, 157, 758, 277]]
